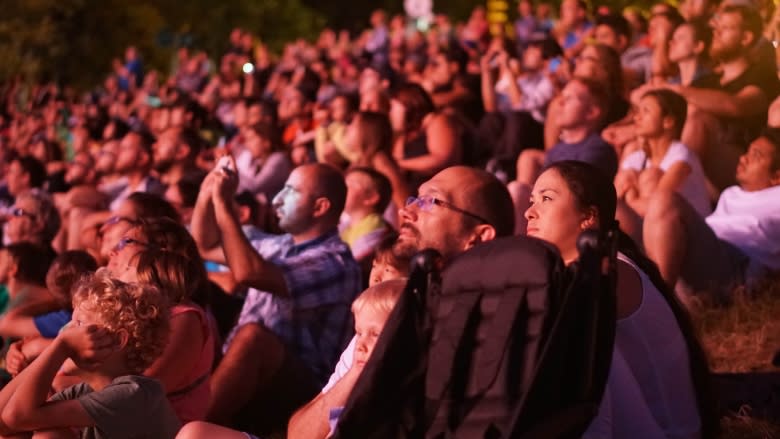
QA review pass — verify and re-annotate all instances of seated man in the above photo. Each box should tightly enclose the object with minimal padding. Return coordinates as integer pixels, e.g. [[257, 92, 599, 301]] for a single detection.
[[510, 76, 617, 234], [288, 166, 516, 437], [670, 5, 780, 193], [191, 161, 361, 434], [643, 128, 780, 303]]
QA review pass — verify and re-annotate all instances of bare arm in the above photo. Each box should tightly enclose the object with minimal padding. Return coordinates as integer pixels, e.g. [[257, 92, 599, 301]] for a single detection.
[[190, 171, 226, 264], [211, 166, 289, 297], [144, 311, 205, 392], [288, 366, 362, 439], [480, 55, 498, 113], [397, 114, 459, 174], [371, 152, 411, 211], [0, 326, 114, 434], [673, 84, 768, 119]]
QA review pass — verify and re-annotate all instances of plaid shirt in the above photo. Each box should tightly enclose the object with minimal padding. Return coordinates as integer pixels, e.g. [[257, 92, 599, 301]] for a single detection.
[[224, 230, 362, 385]]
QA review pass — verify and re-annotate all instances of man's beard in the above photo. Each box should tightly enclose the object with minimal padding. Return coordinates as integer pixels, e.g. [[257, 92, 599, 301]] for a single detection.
[[710, 42, 741, 63], [393, 223, 422, 259]]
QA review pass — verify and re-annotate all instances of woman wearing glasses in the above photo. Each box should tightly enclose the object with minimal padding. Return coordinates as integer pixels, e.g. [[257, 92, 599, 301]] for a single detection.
[[105, 217, 215, 423], [525, 161, 716, 438]]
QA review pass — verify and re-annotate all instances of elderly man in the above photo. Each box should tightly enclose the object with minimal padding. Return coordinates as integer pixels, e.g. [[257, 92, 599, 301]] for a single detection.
[[191, 161, 361, 434]]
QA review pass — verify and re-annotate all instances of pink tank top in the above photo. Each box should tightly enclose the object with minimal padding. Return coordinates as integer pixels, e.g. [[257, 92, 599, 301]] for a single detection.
[[166, 303, 215, 423]]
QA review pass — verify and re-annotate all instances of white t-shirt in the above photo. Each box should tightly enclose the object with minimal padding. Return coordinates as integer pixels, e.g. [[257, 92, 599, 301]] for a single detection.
[[322, 336, 355, 393], [706, 184, 780, 273], [621, 141, 711, 217]]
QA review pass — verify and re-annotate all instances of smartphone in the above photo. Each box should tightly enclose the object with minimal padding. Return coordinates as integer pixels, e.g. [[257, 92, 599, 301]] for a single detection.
[[146, 95, 162, 108]]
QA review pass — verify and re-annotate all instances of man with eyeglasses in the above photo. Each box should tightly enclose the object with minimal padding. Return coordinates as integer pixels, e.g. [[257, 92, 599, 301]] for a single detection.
[[289, 166, 514, 437]]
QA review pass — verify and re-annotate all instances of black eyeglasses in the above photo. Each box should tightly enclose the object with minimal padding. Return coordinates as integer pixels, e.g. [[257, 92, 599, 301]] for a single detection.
[[11, 207, 36, 219], [405, 195, 490, 225]]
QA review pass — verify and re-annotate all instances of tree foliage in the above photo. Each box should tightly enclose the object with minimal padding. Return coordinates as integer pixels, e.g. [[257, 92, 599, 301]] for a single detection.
[[0, 0, 324, 89]]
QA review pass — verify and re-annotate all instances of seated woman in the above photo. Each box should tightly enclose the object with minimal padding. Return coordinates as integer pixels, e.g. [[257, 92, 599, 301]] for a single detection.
[[525, 161, 716, 438], [175, 278, 407, 439], [106, 217, 215, 423], [615, 89, 711, 241], [390, 84, 462, 190]]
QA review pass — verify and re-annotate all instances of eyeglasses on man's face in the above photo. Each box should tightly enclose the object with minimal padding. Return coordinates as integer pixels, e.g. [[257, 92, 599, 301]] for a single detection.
[[404, 195, 490, 225]]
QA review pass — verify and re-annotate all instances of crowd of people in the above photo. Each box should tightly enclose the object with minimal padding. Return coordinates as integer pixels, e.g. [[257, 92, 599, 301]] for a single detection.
[[0, 0, 778, 436]]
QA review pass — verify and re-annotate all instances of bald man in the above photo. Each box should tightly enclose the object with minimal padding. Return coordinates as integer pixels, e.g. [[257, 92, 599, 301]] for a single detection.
[[192, 163, 361, 433], [289, 166, 514, 438]]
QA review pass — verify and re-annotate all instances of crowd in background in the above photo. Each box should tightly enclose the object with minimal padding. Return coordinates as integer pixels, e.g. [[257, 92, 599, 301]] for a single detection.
[[0, 0, 778, 437]]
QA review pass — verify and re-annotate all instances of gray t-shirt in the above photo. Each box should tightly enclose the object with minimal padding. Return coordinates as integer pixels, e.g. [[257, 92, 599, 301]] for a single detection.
[[50, 375, 181, 439]]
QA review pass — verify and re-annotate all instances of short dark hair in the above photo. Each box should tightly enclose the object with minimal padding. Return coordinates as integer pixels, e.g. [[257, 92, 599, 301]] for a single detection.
[[721, 5, 763, 43], [4, 242, 56, 287], [454, 167, 515, 238], [596, 13, 632, 41], [347, 167, 393, 213], [309, 164, 347, 225], [13, 156, 47, 189], [235, 190, 261, 223], [175, 172, 206, 208], [177, 127, 204, 160]]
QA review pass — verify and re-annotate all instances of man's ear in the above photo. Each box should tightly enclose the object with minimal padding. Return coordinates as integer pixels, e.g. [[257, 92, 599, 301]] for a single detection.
[[770, 167, 780, 186], [312, 197, 332, 219], [741, 30, 756, 48], [463, 224, 497, 251]]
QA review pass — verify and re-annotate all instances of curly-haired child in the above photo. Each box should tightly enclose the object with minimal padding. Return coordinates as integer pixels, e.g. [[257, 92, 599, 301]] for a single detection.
[[0, 270, 181, 438]]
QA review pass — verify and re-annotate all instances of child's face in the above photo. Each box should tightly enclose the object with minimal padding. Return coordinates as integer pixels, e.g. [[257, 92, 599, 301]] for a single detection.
[[369, 260, 403, 287], [353, 305, 390, 368]]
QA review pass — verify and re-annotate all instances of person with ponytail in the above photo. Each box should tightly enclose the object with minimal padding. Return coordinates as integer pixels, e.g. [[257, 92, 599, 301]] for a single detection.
[[525, 160, 717, 438]]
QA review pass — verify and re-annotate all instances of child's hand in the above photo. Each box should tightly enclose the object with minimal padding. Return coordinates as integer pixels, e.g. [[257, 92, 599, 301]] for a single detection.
[[5, 340, 29, 376], [59, 324, 118, 370]]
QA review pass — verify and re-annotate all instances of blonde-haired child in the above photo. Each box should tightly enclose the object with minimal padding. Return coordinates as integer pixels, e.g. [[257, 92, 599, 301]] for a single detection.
[[176, 279, 406, 439], [0, 270, 181, 438]]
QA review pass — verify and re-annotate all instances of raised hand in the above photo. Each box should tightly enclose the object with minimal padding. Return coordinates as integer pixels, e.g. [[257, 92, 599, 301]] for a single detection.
[[58, 323, 119, 371]]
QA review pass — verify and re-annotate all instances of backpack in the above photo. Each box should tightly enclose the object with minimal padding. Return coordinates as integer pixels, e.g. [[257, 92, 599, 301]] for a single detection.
[[333, 231, 618, 438]]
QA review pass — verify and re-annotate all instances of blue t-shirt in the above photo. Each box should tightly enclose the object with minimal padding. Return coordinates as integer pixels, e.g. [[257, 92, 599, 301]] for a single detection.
[[545, 133, 618, 179], [33, 310, 72, 338]]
